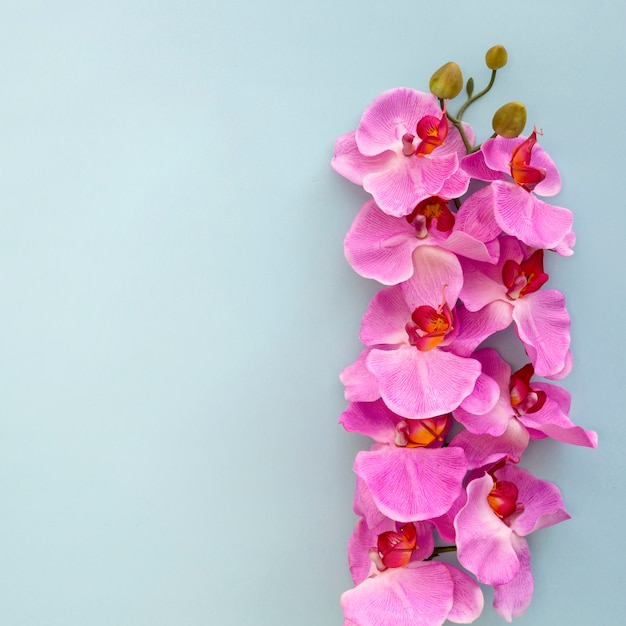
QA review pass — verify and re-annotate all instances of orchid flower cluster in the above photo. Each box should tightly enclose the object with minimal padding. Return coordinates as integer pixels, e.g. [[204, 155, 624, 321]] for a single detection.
[[332, 46, 597, 625]]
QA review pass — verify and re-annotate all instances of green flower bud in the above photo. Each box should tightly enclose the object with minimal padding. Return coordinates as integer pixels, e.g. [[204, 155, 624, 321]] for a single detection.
[[492, 102, 527, 138], [429, 62, 463, 100], [485, 45, 508, 70]]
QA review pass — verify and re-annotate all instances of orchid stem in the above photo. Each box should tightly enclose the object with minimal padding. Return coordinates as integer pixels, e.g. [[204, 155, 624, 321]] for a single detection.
[[426, 545, 458, 560], [457, 70, 497, 121]]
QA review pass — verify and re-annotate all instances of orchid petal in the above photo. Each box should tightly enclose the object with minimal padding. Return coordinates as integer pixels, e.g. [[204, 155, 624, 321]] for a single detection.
[[441, 563, 485, 624], [332, 132, 396, 185], [492, 535, 534, 622], [341, 348, 382, 403], [341, 561, 454, 626], [513, 290, 570, 378], [366, 346, 480, 419], [354, 445, 468, 521], [455, 473, 520, 585]]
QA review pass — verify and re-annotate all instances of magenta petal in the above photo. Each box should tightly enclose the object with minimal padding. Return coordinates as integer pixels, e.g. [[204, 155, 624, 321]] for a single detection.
[[493, 536, 534, 622], [367, 346, 481, 418], [519, 385, 597, 448], [353, 476, 387, 531], [402, 245, 463, 309], [348, 517, 380, 585], [455, 474, 520, 585], [460, 149, 504, 182], [356, 88, 440, 156], [450, 419, 530, 469], [340, 400, 398, 444], [457, 370, 500, 416], [354, 445, 467, 522], [341, 561, 454, 626], [491, 180, 573, 250], [452, 302, 513, 357], [454, 186, 502, 244], [345, 199, 418, 284], [495, 464, 570, 536], [441, 563, 485, 624], [332, 132, 396, 185], [360, 286, 410, 346], [364, 158, 426, 217], [341, 348, 382, 403], [513, 290, 570, 378]]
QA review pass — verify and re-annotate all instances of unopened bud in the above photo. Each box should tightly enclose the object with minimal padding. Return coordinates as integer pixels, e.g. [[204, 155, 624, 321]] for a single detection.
[[485, 44, 508, 70], [429, 62, 463, 100], [492, 101, 527, 138]]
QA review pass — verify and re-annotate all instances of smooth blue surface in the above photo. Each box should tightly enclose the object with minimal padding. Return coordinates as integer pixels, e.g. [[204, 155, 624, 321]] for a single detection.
[[0, 1, 623, 624]]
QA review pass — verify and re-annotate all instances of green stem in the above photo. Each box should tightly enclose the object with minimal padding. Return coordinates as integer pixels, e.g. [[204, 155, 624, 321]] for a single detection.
[[426, 545, 458, 561], [453, 197, 461, 210], [456, 70, 497, 121], [445, 111, 475, 154]]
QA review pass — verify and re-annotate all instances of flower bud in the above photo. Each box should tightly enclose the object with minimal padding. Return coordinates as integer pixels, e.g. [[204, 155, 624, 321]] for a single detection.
[[492, 101, 527, 138], [485, 44, 508, 70], [429, 62, 463, 99]]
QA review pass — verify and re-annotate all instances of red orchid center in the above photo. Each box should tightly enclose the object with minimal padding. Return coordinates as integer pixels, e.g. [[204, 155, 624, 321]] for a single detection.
[[509, 128, 547, 192], [510, 363, 547, 415], [405, 196, 455, 239], [502, 249, 548, 300], [395, 414, 451, 448], [403, 107, 448, 158], [405, 298, 454, 351], [371, 522, 418, 570], [488, 480, 519, 519]]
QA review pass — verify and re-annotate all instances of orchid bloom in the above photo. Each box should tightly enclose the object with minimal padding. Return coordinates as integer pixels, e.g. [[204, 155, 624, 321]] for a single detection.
[[450, 349, 597, 468], [332, 88, 473, 217], [350, 245, 482, 418], [343, 513, 484, 626], [341, 400, 468, 521], [455, 463, 570, 621], [461, 130, 574, 252], [344, 195, 500, 285], [458, 235, 571, 379]]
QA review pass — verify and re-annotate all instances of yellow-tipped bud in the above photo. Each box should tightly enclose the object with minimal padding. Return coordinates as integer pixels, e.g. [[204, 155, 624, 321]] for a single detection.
[[429, 62, 463, 100], [485, 45, 508, 70], [492, 102, 527, 138]]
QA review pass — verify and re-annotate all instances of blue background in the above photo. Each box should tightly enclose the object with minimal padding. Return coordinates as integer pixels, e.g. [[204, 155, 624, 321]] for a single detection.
[[0, 1, 623, 624]]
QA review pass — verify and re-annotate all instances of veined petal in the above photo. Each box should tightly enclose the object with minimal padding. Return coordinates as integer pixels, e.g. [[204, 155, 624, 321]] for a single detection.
[[455, 473, 520, 585], [356, 88, 440, 156], [363, 156, 425, 217], [341, 560, 454, 626], [332, 132, 396, 185], [519, 384, 597, 448], [441, 563, 485, 624], [366, 346, 480, 419], [513, 290, 571, 378], [451, 302, 513, 357], [360, 286, 410, 346], [340, 400, 399, 444], [492, 535, 534, 622], [340, 348, 382, 403], [453, 185, 502, 244], [403, 246, 463, 310], [495, 464, 570, 536], [450, 419, 530, 469], [344, 199, 417, 284], [355, 445, 468, 522], [491, 180, 573, 250]]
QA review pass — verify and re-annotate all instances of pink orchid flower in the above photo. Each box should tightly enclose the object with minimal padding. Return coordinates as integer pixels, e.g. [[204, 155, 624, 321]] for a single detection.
[[343, 516, 483, 626], [341, 400, 468, 522], [450, 349, 597, 468], [332, 88, 473, 217], [454, 463, 570, 621], [352, 245, 482, 418], [458, 235, 571, 379], [344, 194, 500, 285], [461, 130, 573, 252]]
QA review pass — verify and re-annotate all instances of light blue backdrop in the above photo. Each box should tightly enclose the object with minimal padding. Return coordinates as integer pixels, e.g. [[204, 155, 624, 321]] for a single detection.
[[0, 1, 623, 624]]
